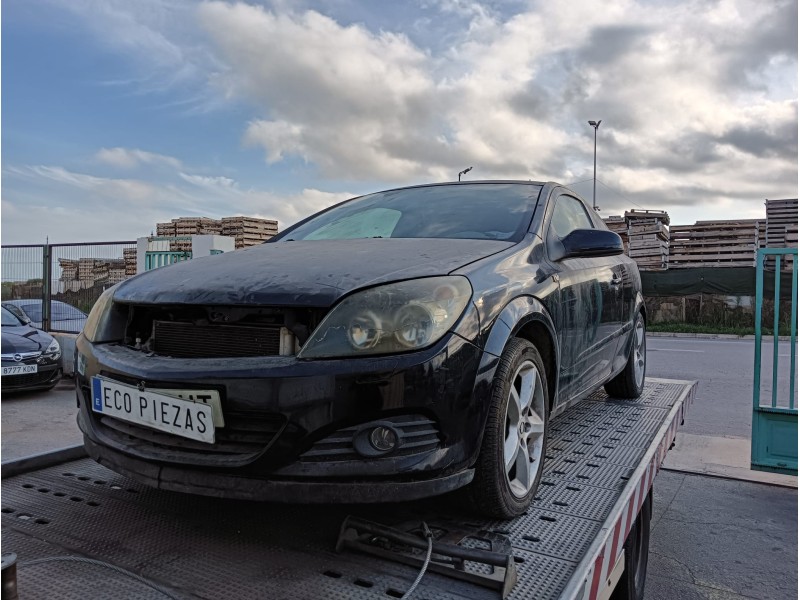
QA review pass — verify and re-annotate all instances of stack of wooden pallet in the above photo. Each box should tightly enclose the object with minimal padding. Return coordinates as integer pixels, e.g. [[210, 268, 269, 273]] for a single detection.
[[59, 259, 79, 281], [602, 216, 629, 254], [668, 220, 759, 268], [757, 220, 767, 249], [221, 216, 279, 249], [156, 221, 176, 236], [765, 198, 798, 271], [123, 248, 137, 276], [107, 260, 127, 284], [625, 210, 670, 270], [766, 199, 798, 248]]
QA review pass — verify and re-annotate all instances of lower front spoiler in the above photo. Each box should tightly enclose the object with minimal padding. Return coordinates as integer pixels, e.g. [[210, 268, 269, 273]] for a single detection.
[[84, 436, 475, 503]]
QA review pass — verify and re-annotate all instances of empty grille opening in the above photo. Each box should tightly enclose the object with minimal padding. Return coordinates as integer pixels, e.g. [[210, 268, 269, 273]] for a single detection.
[[123, 304, 328, 358], [153, 320, 282, 358]]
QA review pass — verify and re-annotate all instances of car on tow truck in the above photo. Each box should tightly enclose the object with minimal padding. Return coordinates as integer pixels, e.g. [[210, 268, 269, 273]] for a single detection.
[[74, 181, 646, 518]]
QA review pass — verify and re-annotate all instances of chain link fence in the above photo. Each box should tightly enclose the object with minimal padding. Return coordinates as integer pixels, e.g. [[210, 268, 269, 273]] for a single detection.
[[2, 242, 136, 333]]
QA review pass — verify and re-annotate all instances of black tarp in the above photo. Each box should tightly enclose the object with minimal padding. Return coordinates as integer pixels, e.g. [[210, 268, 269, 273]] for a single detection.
[[641, 267, 796, 299]]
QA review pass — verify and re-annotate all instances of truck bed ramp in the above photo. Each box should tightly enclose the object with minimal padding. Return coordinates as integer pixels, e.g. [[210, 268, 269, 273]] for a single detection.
[[1, 378, 695, 600]]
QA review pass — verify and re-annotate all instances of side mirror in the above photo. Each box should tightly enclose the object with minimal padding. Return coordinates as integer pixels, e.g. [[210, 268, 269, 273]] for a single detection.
[[561, 229, 624, 259]]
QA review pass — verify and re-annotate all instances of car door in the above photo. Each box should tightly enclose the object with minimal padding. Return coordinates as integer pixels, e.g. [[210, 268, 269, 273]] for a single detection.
[[544, 193, 622, 405]]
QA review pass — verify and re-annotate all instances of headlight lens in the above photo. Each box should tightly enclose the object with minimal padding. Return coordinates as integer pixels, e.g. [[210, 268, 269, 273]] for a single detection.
[[83, 285, 126, 343], [45, 338, 61, 357], [298, 276, 472, 359]]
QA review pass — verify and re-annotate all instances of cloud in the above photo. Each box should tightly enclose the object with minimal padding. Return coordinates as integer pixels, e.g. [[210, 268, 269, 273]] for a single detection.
[[178, 172, 237, 189], [7, 0, 798, 231], [2, 162, 353, 243], [6, 165, 157, 203], [96, 147, 183, 169], [190, 0, 795, 211]]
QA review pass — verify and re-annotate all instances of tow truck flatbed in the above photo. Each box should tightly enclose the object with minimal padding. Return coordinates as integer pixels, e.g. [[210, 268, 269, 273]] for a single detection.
[[1, 378, 695, 600]]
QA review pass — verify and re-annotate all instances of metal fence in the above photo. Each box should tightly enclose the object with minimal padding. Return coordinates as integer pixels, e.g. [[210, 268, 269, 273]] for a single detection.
[[1, 242, 136, 333], [751, 248, 798, 475]]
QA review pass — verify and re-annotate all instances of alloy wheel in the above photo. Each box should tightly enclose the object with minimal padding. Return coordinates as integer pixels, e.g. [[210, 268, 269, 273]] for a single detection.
[[503, 360, 546, 498]]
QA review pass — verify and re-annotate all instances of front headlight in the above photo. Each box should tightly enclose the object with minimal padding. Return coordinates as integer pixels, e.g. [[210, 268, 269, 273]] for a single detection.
[[45, 338, 61, 358], [83, 286, 126, 343], [298, 276, 473, 359]]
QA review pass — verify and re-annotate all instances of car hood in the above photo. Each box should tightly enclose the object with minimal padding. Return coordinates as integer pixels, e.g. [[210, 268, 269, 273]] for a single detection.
[[113, 238, 513, 307], [1, 326, 50, 354]]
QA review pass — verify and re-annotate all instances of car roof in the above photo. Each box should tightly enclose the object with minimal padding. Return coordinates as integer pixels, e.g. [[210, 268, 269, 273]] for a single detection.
[[359, 180, 551, 197]]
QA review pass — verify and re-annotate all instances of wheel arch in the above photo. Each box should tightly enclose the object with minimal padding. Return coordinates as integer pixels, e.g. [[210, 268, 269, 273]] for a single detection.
[[635, 291, 647, 323], [480, 296, 560, 414]]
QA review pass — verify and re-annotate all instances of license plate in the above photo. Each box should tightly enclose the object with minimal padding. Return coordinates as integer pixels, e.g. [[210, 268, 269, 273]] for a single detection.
[[91, 377, 215, 443], [2, 364, 38, 376]]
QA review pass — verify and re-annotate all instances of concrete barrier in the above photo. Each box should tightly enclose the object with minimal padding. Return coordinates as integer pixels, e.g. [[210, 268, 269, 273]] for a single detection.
[[51, 333, 78, 376]]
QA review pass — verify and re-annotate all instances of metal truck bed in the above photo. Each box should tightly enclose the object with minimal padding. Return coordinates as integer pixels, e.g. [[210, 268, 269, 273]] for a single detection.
[[1, 378, 695, 600]]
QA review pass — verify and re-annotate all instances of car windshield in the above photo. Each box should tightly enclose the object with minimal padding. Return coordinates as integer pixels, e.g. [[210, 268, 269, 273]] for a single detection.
[[16, 303, 42, 321], [1, 307, 25, 326], [280, 183, 543, 242]]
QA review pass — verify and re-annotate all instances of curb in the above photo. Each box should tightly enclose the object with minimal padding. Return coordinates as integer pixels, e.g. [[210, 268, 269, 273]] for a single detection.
[[661, 466, 798, 489], [648, 332, 793, 341], [1, 445, 87, 479]]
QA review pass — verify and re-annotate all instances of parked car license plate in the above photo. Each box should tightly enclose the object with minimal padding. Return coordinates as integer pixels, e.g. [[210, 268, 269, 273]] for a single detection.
[[2, 364, 38, 376], [91, 377, 215, 443]]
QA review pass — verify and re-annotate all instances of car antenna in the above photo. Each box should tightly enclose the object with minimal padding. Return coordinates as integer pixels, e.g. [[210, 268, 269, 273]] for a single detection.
[[458, 167, 473, 181]]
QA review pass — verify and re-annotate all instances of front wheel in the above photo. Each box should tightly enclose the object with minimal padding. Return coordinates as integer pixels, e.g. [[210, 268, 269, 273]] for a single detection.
[[605, 312, 646, 399], [468, 338, 549, 519]]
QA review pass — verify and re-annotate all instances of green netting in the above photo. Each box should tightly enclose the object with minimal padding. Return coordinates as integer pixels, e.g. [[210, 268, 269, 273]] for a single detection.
[[641, 267, 794, 299]]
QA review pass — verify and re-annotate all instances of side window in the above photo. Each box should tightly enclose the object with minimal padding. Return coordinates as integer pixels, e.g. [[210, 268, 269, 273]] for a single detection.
[[549, 195, 594, 239]]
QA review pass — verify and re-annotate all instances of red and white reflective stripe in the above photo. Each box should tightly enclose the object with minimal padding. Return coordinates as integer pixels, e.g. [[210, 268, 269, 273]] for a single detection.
[[581, 399, 688, 600]]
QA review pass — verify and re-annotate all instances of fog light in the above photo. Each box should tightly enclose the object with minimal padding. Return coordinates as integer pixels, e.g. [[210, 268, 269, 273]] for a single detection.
[[369, 426, 398, 452]]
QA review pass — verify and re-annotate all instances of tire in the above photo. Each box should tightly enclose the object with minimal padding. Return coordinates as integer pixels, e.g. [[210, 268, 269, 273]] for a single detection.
[[605, 311, 646, 399], [611, 490, 652, 600], [469, 338, 549, 519]]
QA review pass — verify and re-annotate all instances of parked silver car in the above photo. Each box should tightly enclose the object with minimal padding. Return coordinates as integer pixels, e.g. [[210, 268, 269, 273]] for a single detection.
[[2, 299, 88, 333]]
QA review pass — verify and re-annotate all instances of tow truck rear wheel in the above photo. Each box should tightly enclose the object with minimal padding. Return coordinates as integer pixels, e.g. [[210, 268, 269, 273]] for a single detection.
[[605, 312, 646, 399], [468, 338, 549, 519], [612, 490, 652, 600]]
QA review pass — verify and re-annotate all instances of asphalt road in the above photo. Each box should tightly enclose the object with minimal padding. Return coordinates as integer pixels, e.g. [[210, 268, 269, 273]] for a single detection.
[[646, 337, 795, 438], [1, 377, 81, 460]]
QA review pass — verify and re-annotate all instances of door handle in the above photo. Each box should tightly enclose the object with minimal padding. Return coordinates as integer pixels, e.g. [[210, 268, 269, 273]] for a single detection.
[[610, 275, 623, 286]]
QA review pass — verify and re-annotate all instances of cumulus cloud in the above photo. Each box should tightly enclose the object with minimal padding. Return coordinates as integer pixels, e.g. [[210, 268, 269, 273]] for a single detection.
[[195, 0, 796, 210], [96, 147, 183, 169], [6, 0, 798, 233]]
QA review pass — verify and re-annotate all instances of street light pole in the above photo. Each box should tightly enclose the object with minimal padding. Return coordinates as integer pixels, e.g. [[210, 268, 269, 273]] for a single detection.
[[588, 120, 601, 211], [458, 166, 473, 181]]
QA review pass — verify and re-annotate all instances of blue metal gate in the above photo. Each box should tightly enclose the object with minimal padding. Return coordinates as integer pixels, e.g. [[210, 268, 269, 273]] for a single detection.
[[751, 248, 798, 475]]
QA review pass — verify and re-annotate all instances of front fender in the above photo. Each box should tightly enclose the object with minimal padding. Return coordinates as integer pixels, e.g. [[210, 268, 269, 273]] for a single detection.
[[482, 296, 557, 360]]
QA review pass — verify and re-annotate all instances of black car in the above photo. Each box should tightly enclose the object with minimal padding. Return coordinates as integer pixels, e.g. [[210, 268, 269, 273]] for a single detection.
[[75, 181, 646, 518], [2, 306, 62, 391]]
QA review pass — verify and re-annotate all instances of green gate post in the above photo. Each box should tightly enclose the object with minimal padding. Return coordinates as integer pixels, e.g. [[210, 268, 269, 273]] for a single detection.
[[751, 248, 798, 475]]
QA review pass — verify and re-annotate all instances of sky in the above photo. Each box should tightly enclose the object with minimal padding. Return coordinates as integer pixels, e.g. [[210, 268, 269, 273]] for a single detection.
[[2, 0, 797, 244]]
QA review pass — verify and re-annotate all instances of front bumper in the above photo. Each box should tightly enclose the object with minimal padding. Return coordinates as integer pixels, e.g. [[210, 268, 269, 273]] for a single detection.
[[75, 330, 490, 501], [2, 362, 61, 391], [83, 435, 474, 502]]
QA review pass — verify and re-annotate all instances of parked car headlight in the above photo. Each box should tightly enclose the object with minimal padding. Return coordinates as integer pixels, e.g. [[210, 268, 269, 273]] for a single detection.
[[83, 286, 126, 343], [298, 276, 473, 358], [44, 338, 61, 359]]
